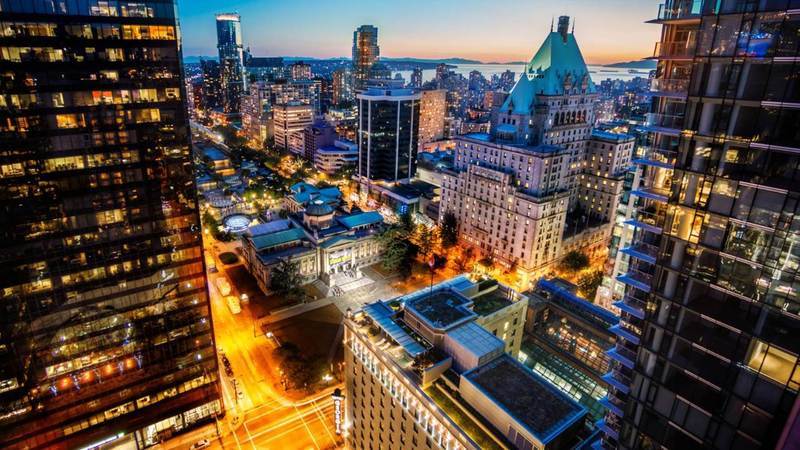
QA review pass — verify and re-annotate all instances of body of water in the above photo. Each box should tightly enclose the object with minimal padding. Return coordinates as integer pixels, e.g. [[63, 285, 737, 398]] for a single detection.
[[395, 63, 652, 85]]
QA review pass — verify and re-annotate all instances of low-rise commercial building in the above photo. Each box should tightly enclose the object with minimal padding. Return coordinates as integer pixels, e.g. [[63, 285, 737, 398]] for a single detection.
[[315, 139, 359, 175]]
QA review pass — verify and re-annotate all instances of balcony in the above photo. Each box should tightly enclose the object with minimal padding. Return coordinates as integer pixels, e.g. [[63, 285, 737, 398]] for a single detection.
[[609, 323, 642, 345], [599, 394, 625, 417], [632, 146, 676, 169], [616, 268, 653, 294], [652, 39, 697, 60], [632, 187, 670, 203], [653, 0, 702, 22], [645, 113, 685, 135], [602, 368, 632, 394], [613, 296, 646, 320], [605, 344, 636, 369], [624, 218, 662, 234], [596, 418, 619, 440], [620, 242, 659, 265], [651, 78, 690, 98]]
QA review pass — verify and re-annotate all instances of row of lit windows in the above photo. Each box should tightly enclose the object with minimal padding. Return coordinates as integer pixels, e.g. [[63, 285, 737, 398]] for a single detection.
[[0, 88, 179, 110], [0, 46, 176, 63], [0, 22, 174, 40]]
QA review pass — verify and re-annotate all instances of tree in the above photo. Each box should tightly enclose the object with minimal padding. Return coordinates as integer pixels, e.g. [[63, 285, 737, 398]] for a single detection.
[[414, 224, 438, 259], [455, 246, 475, 273], [440, 212, 458, 249], [577, 270, 604, 301], [377, 213, 418, 279], [560, 250, 590, 272], [272, 342, 314, 390], [270, 258, 303, 301]]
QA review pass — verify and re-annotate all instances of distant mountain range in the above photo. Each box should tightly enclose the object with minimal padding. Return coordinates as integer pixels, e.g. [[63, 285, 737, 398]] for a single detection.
[[184, 55, 527, 66], [603, 59, 657, 69], [183, 55, 656, 69]]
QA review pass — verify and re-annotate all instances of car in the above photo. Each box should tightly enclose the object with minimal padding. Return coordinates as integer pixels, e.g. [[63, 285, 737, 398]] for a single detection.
[[215, 277, 231, 296], [190, 439, 210, 449], [221, 355, 230, 367], [225, 366, 234, 377]]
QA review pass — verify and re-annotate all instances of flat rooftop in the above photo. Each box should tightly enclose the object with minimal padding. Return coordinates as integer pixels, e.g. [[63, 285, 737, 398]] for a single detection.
[[406, 291, 476, 330], [471, 289, 514, 316], [465, 355, 587, 444]]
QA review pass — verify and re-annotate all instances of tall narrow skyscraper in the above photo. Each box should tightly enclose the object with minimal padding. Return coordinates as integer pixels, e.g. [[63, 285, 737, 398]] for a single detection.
[[602, 1, 800, 449], [352, 25, 380, 92], [0, 2, 221, 449], [216, 13, 246, 114]]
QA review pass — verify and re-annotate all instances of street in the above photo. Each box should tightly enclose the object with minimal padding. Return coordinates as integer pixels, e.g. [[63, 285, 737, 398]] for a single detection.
[[157, 235, 344, 450]]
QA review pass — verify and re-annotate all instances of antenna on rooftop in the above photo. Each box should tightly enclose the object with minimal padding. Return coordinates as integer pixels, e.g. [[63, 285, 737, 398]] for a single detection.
[[550, 16, 554, 32], [572, 19, 575, 34]]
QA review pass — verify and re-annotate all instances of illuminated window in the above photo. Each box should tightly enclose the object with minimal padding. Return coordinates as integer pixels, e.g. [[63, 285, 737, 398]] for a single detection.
[[746, 339, 800, 388]]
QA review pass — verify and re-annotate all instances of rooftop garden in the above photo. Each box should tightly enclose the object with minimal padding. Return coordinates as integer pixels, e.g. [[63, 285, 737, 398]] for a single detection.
[[424, 384, 504, 450]]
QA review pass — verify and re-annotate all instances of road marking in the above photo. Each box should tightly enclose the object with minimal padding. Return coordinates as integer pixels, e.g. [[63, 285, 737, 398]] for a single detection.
[[243, 421, 257, 450], [311, 399, 337, 445], [294, 404, 321, 450], [246, 400, 332, 441]]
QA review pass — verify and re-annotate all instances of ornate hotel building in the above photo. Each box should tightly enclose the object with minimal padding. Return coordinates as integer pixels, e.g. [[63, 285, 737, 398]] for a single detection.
[[601, 1, 800, 449], [0, 1, 221, 448], [440, 16, 630, 285]]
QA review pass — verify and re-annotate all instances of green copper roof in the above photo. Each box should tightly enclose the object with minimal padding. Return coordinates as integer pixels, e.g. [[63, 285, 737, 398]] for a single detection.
[[251, 228, 307, 251], [337, 211, 383, 229], [502, 31, 596, 115]]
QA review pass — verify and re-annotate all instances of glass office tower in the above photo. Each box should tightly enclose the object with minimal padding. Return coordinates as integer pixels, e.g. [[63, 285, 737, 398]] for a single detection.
[[0, 1, 221, 449], [357, 88, 421, 183], [602, 0, 800, 449], [216, 13, 245, 114]]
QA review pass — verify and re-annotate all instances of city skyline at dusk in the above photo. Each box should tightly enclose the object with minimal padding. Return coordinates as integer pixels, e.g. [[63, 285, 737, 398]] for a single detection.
[[177, 0, 662, 64]]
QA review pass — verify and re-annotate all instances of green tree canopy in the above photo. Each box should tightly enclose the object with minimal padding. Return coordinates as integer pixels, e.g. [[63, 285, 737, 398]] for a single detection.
[[440, 211, 458, 249], [560, 250, 590, 272], [270, 258, 304, 301]]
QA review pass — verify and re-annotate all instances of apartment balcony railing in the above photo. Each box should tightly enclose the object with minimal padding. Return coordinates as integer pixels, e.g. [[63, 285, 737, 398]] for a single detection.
[[614, 295, 647, 321], [616, 268, 653, 294], [655, 0, 702, 21], [646, 112, 685, 133], [621, 241, 659, 265], [653, 40, 697, 59], [651, 78, 690, 97], [606, 343, 638, 369], [632, 186, 670, 203], [602, 367, 633, 394], [596, 418, 620, 440], [633, 145, 677, 169]]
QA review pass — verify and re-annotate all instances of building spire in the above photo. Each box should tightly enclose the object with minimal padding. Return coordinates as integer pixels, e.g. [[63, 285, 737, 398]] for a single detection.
[[571, 19, 575, 34], [550, 16, 554, 32], [557, 16, 570, 42]]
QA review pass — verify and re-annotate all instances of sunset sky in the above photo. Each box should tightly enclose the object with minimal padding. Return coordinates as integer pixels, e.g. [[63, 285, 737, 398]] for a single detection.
[[177, 0, 662, 65]]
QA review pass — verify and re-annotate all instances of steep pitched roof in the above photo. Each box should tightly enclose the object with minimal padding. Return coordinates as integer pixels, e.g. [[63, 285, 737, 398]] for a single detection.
[[501, 31, 596, 115]]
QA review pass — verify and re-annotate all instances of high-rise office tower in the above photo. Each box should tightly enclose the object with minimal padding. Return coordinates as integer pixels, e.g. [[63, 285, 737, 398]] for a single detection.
[[417, 89, 447, 150], [332, 67, 354, 106], [357, 88, 421, 183], [410, 67, 424, 88], [352, 25, 379, 92], [273, 102, 314, 155], [200, 59, 223, 111], [216, 13, 246, 114], [0, 2, 221, 449], [290, 61, 312, 80], [602, 1, 800, 449]]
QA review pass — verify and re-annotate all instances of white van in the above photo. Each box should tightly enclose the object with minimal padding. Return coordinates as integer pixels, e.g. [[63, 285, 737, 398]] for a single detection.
[[225, 295, 241, 314], [215, 277, 231, 296]]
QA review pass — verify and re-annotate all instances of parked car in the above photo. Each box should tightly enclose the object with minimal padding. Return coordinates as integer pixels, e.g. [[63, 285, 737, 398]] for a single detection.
[[190, 439, 210, 449]]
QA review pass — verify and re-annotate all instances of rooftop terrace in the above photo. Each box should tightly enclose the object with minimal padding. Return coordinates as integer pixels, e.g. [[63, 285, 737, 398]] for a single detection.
[[406, 291, 476, 330], [465, 355, 587, 444], [471, 289, 515, 316]]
